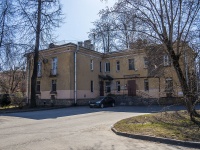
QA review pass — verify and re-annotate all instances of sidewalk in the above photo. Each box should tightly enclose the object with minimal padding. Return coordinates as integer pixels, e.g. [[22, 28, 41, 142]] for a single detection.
[[0, 105, 67, 114]]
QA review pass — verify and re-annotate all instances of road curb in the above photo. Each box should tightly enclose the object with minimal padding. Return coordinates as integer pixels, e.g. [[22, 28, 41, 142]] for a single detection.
[[111, 126, 200, 149]]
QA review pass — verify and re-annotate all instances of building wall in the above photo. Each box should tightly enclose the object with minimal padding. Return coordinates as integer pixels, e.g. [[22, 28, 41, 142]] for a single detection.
[[27, 43, 195, 105], [28, 45, 75, 100], [76, 48, 102, 99]]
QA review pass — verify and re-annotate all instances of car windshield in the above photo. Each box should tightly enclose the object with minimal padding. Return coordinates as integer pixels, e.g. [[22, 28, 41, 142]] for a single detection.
[[94, 97, 105, 101]]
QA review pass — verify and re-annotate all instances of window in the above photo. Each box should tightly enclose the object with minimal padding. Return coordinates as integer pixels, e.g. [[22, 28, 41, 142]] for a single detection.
[[128, 59, 135, 70], [90, 60, 93, 71], [105, 62, 110, 72], [163, 55, 170, 66], [144, 79, 149, 91], [116, 81, 120, 92], [116, 61, 120, 71], [100, 61, 102, 72], [91, 80, 93, 92], [144, 57, 148, 68], [36, 81, 40, 92], [37, 61, 42, 77], [165, 78, 173, 92], [51, 80, 57, 92], [105, 82, 111, 93], [51, 57, 57, 75]]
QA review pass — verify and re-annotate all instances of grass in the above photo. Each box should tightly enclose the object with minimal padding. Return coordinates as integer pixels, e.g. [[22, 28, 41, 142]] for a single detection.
[[114, 110, 200, 142], [0, 105, 18, 109]]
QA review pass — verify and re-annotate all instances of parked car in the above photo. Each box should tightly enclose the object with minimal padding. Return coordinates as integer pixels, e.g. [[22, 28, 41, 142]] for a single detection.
[[89, 96, 115, 108]]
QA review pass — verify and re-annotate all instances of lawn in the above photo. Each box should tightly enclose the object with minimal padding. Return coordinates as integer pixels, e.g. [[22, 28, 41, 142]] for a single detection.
[[114, 110, 200, 142]]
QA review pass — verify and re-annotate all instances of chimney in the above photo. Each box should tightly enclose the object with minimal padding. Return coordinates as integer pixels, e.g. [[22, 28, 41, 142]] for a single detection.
[[90, 44, 94, 50], [49, 43, 55, 48], [84, 40, 91, 49], [78, 41, 83, 47]]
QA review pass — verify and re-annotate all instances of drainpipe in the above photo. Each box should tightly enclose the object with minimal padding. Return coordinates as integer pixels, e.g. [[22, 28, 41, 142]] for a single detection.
[[184, 48, 189, 86], [74, 43, 79, 105], [26, 55, 30, 105]]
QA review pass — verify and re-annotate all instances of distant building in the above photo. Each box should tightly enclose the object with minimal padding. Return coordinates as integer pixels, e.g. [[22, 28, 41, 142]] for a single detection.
[[26, 42, 196, 106]]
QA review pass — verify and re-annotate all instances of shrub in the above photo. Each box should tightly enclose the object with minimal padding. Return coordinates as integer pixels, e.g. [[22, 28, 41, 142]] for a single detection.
[[0, 94, 11, 107], [10, 92, 26, 109]]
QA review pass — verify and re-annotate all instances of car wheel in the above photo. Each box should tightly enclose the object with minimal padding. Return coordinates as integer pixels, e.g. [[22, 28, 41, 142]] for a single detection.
[[112, 103, 115, 107], [100, 104, 104, 108]]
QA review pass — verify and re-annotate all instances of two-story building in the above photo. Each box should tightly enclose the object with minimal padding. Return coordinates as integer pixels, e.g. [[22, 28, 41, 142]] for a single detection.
[[26, 41, 196, 106]]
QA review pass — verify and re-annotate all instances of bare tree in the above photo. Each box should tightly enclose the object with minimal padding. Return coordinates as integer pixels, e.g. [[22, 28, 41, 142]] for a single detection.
[[0, 0, 14, 48], [109, 0, 200, 124], [90, 9, 117, 53], [0, 44, 26, 95], [16, 0, 63, 107], [111, 8, 136, 49], [89, 7, 137, 52]]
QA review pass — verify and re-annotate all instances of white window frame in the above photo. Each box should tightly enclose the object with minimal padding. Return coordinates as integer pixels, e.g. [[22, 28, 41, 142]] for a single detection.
[[163, 55, 170, 66], [144, 57, 148, 68], [90, 59, 93, 71], [37, 61, 42, 77], [52, 57, 58, 75]]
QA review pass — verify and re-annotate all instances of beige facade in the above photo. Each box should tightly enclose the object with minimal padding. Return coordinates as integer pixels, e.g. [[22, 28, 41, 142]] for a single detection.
[[26, 42, 195, 105]]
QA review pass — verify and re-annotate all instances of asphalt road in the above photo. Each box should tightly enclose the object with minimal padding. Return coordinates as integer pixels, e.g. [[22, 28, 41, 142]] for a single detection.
[[0, 105, 199, 150]]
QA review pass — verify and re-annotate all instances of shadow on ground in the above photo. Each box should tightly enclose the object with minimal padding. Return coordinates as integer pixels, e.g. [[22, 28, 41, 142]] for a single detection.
[[1, 104, 199, 120]]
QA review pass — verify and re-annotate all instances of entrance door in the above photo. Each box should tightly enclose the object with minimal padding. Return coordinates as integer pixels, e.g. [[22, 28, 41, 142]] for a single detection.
[[128, 80, 136, 96], [99, 81, 104, 96]]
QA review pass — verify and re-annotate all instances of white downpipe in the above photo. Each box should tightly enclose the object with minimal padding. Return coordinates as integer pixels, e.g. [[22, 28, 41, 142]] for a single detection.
[[184, 48, 189, 86], [26, 56, 30, 104], [74, 44, 79, 105]]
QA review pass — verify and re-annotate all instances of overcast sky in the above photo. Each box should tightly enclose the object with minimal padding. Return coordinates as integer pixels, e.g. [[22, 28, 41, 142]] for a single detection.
[[55, 0, 116, 43]]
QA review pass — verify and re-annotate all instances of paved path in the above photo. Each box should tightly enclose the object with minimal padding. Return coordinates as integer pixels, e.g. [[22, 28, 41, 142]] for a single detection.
[[0, 106, 199, 150]]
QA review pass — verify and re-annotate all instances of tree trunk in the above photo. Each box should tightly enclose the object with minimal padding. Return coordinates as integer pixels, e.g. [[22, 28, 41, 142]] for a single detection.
[[168, 44, 200, 125], [30, 0, 42, 108]]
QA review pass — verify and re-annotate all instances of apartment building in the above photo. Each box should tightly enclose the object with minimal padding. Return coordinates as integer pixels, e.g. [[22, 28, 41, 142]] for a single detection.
[[26, 41, 195, 105]]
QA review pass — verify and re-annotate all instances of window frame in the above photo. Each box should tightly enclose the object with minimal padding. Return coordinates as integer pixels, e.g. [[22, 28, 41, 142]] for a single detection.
[[100, 61, 102, 72], [105, 82, 111, 93], [116, 81, 120, 92], [144, 79, 149, 91], [144, 57, 148, 68], [165, 78, 173, 92], [37, 61, 42, 77], [52, 57, 58, 75], [116, 61, 120, 71], [90, 59, 93, 71], [36, 81, 41, 92], [91, 80, 94, 92], [163, 55, 170, 66], [51, 79, 57, 92], [128, 59, 135, 70], [105, 62, 110, 72]]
